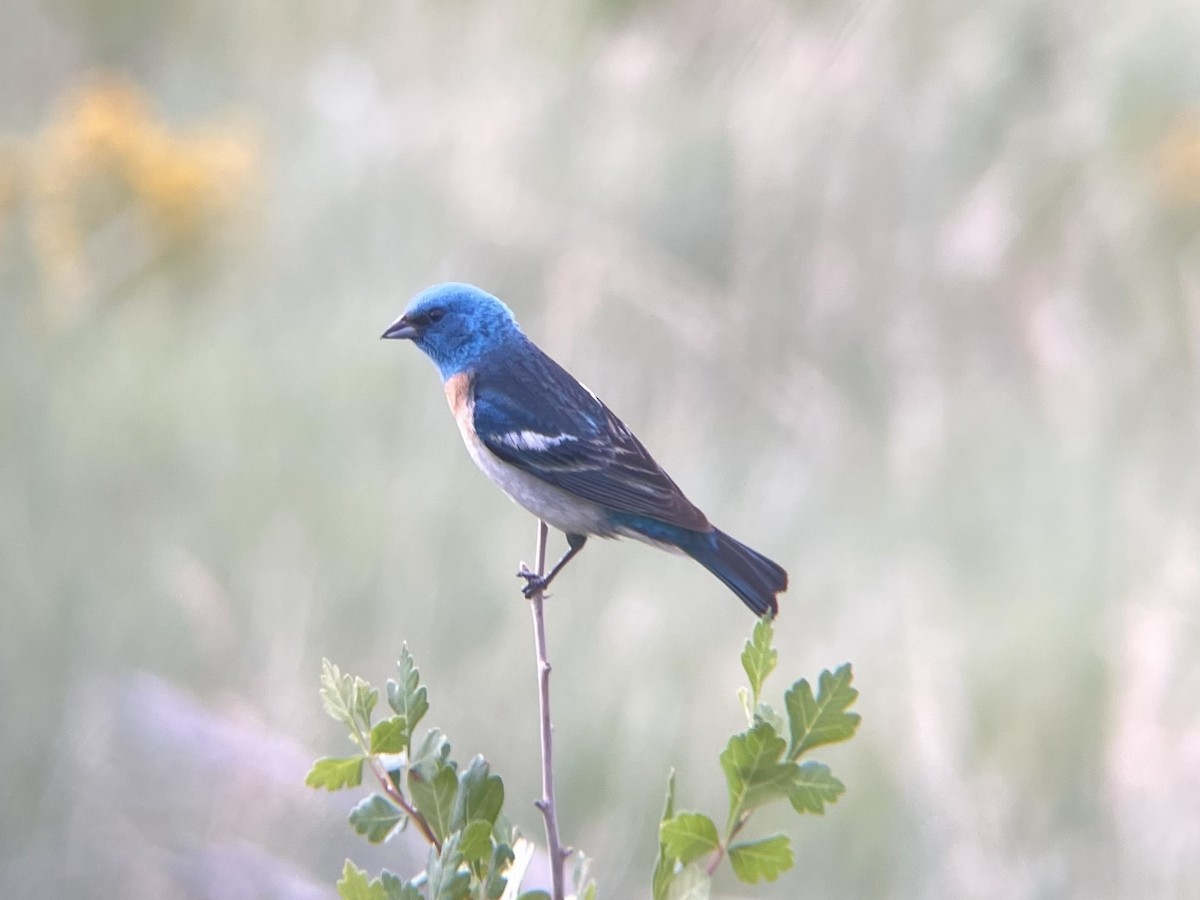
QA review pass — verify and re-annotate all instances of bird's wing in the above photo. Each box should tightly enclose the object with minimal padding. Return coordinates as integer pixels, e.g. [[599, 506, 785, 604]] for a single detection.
[[471, 344, 710, 532]]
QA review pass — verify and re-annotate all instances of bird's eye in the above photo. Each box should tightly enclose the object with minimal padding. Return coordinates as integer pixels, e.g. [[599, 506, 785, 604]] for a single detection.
[[427, 308, 445, 324]]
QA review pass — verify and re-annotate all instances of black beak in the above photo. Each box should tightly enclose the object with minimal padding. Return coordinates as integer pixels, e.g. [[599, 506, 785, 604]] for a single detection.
[[381, 315, 418, 340]]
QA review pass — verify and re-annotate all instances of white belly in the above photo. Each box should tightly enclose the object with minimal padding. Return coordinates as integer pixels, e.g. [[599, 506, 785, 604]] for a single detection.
[[444, 371, 613, 537], [462, 429, 614, 536]]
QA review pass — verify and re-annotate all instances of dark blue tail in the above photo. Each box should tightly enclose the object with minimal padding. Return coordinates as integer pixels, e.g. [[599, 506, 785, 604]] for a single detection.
[[610, 514, 788, 616], [684, 528, 787, 617]]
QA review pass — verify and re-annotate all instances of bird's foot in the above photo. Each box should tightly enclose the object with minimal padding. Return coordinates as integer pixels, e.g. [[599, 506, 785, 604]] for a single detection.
[[516, 565, 549, 599]]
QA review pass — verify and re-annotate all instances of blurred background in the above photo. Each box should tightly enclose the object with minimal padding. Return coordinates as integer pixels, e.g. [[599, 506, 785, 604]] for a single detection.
[[2, 1, 1199, 897]]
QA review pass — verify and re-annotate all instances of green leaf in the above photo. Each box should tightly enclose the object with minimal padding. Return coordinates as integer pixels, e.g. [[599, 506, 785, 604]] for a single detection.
[[411, 728, 452, 768], [458, 819, 493, 863], [572, 852, 596, 900], [720, 722, 798, 819], [370, 717, 408, 754], [337, 860, 386, 900], [387, 645, 430, 754], [727, 834, 793, 883], [784, 663, 861, 759], [652, 770, 678, 900], [741, 618, 777, 705], [661, 769, 677, 822], [485, 841, 514, 899], [319, 660, 352, 723], [788, 761, 846, 814], [356, 685, 378, 730], [408, 759, 458, 842], [306, 756, 364, 791], [666, 864, 711, 900], [754, 701, 785, 737], [379, 871, 421, 900], [320, 659, 378, 736], [349, 793, 403, 843], [452, 755, 504, 831], [484, 869, 508, 900], [659, 812, 720, 865], [427, 835, 471, 900], [492, 813, 514, 847]]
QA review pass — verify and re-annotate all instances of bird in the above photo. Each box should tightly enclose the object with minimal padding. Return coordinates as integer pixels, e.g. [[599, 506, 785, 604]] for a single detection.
[[381, 282, 787, 617]]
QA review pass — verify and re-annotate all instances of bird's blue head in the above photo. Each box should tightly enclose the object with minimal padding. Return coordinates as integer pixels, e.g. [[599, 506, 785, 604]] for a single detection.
[[381, 282, 525, 380]]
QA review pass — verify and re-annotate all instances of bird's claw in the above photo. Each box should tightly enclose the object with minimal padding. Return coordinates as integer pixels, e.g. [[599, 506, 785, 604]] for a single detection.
[[516, 567, 549, 599]]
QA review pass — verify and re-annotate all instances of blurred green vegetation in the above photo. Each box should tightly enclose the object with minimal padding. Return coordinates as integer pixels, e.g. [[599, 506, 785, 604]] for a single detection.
[[2, 1, 1199, 897]]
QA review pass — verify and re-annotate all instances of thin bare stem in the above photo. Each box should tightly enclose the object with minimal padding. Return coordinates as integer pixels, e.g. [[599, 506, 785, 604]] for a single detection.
[[705, 847, 724, 878], [365, 755, 441, 852], [526, 519, 569, 900], [347, 718, 442, 851]]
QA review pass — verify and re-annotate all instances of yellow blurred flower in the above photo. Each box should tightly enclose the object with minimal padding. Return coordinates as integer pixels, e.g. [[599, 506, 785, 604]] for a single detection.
[[1155, 113, 1200, 207], [129, 129, 258, 235], [16, 73, 259, 321], [62, 77, 149, 169]]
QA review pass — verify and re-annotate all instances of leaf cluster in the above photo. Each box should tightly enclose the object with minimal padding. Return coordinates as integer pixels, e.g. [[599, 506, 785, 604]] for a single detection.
[[653, 619, 861, 897], [307, 647, 546, 900], [309, 625, 856, 899]]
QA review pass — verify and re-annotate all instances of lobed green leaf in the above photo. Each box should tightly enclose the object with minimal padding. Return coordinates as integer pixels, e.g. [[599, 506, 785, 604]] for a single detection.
[[659, 812, 720, 866], [349, 793, 403, 843], [337, 860, 386, 900], [408, 759, 458, 842], [452, 755, 504, 831], [411, 728, 452, 769], [720, 722, 798, 819], [784, 663, 861, 759], [355, 684, 378, 730], [319, 660, 353, 724], [386, 645, 429, 755], [727, 834, 793, 884], [369, 717, 408, 754], [427, 835, 470, 900], [379, 871, 420, 900], [788, 761, 845, 814], [306, 756, 364, 791], [458, 819, 494, 864], [320, 659, 378, 736], [740, 618, 777, 705]]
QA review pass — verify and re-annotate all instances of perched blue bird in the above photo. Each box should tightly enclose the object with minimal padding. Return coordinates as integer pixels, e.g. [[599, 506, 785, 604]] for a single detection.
[[382, 282, 787, 617]]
